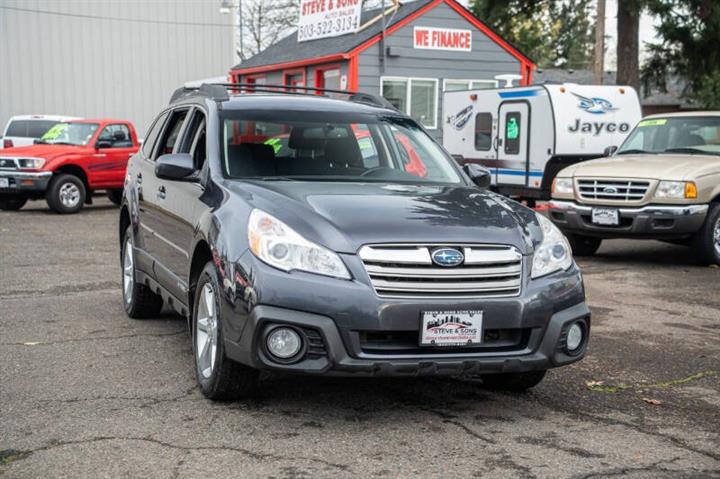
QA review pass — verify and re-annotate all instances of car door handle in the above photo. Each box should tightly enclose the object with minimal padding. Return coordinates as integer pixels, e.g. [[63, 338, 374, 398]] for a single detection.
[[157, 185, 166, 200]]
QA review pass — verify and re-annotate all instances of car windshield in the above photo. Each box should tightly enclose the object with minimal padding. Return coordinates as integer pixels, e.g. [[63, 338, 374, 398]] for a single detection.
[[37, 122, 99, 146], [617, 116, 720, 156], [221, 116, 463, 184]]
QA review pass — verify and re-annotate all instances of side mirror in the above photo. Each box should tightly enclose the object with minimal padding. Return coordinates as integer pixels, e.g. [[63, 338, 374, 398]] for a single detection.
[[96, 140, 113, 149], [463, 163, 492, 188], [155, 153, 196, 181], [603, 145, 618, 157]]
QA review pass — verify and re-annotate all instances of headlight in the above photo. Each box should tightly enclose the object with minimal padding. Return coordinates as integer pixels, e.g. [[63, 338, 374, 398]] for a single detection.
[[552, 177, 574, 196], [655, 181, 697, 199], [17, 158, 45, 169], [248, 209, 350, 279], [531, 214, 573, 279]]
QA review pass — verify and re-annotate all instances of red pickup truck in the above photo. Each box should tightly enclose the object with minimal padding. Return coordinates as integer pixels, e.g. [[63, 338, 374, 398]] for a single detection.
[[0, 119, 138, 213]]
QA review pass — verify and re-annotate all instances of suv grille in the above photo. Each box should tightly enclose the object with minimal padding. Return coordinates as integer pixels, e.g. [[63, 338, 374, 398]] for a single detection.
[[577, 179, 650, 201], [358, 244, 522, 298]]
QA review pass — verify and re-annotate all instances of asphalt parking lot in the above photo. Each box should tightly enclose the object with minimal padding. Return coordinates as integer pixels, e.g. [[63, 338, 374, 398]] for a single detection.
[[1, 199, 719, 478]]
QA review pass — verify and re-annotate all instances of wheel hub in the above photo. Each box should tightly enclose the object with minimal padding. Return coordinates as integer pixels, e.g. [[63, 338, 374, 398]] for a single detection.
[[59, 183, 80, 208], [713, 216, 720, 256], [123, 239, 134, 305], [196, 283, 218, 379]]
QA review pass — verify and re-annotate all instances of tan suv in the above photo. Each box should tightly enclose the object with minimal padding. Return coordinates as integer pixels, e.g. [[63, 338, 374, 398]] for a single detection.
[[548, 112, 720, 265]]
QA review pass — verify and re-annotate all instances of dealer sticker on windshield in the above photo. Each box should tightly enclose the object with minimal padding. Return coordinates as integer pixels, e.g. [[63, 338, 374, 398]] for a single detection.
[[420, 310, 483, 347]]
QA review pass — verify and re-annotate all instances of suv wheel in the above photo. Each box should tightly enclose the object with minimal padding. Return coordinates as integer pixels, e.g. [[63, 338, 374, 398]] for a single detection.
[[566, 233, 602, 256], [693, 203, 720, 265], [480, 370, 547, 392], [106, 189, 123, 206], [46, 174, 86, 214], [0, 198, 27, 211], [193, 262, 258, 400], [121, 227, 163, 318]]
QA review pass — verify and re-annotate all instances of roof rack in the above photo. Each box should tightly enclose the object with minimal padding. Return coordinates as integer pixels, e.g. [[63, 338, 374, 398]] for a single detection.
[[169, 83, 398, 112]]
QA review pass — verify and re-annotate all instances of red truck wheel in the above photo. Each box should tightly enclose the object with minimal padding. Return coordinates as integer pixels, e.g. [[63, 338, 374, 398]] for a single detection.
[[46, 174, 86, 214]]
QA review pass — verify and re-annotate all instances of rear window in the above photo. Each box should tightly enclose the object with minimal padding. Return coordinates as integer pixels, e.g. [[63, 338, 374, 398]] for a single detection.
[[6, 120, 60, 138]]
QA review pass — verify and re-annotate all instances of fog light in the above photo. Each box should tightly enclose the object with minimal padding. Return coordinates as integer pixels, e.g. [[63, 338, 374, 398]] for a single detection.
[[566, 322, 584, 352], [266, 327, 302, 359]]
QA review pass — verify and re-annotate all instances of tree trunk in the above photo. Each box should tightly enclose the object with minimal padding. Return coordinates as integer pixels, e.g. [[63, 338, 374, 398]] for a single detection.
[[593, 0, 606, 84], [616, 0, 640, 90]]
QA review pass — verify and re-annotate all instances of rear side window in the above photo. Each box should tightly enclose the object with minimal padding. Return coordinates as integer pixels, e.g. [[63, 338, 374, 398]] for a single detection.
[[141, 112, 168, 157], [154, 109, 188, 160], [6, 120, 59, 138], [474, 113, 492, 151]]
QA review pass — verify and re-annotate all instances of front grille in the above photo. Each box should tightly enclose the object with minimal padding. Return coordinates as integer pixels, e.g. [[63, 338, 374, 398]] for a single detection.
[[358, 328, 530, 355], [577, 179, 650, 201], [358, 244, 523, 298], [0, 158, 18, 170]]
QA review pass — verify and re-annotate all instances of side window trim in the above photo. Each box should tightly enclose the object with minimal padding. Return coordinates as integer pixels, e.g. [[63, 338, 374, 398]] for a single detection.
[[153, 107, 190, 160], [143, 110, 170, 160]]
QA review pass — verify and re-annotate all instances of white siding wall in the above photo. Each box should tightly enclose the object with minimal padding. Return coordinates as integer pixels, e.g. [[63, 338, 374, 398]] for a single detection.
[[0, 0, 235, 137]]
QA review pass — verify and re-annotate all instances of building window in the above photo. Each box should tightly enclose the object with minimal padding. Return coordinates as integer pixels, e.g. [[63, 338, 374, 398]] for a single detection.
[[381, 77, 438, 129], [474, 113, 492, 151], [443, 79, 498, 91]]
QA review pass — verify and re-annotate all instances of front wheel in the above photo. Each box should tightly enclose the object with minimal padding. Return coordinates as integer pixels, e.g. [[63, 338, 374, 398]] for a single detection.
[[106, 189, 123, 206], [193, 262, 258, 400], [0, 198, 28, 211], [693, 203, 720, 266], [46, 174, 86, 214], [121, 227, 163, 318], [480, 370, 547, 392], [566, 233, 602, 256]]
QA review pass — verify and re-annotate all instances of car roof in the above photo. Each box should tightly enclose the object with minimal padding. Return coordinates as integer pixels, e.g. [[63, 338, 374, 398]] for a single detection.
[[644, 111, 720, 119], [218, 93, 400, 116]]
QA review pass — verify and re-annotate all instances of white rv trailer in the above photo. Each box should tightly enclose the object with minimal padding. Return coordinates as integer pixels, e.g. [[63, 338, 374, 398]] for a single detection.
[[442, 84, 642, 201]]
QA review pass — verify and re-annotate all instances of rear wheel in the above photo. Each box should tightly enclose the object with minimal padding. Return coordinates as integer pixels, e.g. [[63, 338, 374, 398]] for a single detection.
[[566, 233, 602, 256], [193, 262, 258, 400], [480, 370, 547, 392], [106, 189, 123, 206], [121, 227, 163, 318], [46, 174, 86, 214], [0, 198, 27, 211], [693, 203, 720, 266]]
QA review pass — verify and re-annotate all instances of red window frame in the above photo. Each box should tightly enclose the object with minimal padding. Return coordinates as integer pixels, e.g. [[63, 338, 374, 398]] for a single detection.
[[314, 63, 342, 93], [282, 68, 306, 92]]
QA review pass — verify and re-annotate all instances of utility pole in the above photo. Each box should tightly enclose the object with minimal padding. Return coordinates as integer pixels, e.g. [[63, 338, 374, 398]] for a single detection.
[[593, 0, 605, 84]]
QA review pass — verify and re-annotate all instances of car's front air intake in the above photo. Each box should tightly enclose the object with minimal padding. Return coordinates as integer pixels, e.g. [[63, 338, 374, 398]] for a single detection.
[[358, 244, 523, 298]]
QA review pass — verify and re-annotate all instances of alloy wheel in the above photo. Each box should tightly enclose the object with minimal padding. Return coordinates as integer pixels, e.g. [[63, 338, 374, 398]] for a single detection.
[[59, 183, 80, 208], [123, 238, 134, 305], [714, 216, 720, 257], [196, 283, 218, 379]]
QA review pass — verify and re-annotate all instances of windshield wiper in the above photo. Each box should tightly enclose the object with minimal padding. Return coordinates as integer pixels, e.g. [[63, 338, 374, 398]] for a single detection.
[[246, 176, 297, 181], [663, 147, 717, 156], [616, 149, 653, 155]]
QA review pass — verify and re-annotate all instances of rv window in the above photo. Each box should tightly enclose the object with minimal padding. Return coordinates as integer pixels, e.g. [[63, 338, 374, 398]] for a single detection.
[[474, 113, 492, 151], [504, 112, 521, 155]]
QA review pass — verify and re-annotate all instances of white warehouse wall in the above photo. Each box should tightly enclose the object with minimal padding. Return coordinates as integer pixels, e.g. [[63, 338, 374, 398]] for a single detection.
[[0, 0, 235, 137]]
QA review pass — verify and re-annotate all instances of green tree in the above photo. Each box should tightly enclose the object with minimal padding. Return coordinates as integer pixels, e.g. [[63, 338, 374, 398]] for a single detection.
[[471, 0, 595, 69], [642, 0, 720, 108]]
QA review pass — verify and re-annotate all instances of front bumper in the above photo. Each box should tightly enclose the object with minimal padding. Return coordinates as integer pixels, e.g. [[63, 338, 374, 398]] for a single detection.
[[548, 200, 708, 239], [221, 254, 590, 377], [0, 170, 52, 196]]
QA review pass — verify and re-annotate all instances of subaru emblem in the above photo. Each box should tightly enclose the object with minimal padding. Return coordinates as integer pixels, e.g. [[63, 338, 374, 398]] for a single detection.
[[431, 248, 464, 267]]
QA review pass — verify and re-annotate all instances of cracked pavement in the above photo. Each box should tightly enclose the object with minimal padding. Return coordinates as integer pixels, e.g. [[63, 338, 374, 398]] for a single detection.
[[1, 199, 719, 478]]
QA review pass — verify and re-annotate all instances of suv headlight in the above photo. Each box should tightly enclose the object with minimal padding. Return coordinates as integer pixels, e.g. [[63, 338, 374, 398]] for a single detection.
[[248, 209, 350, 279], [552, 177, 574, 196], [655, 181, 697, 199], [531, 214, 573, 279], [17, 158, 45, 169]]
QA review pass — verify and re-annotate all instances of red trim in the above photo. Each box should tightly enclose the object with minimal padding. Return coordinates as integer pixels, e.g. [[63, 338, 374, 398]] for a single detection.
[[314, 63, 342, 93], [348, 56, 359, 91], [230, 53, 348, 76], [282, 68, 306, 91]]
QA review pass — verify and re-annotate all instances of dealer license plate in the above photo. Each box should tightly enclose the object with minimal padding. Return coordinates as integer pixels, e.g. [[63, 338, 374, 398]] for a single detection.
[[420, 310, 483, 347], [0, 178, 8, 188], [591, 207, 619, 226]]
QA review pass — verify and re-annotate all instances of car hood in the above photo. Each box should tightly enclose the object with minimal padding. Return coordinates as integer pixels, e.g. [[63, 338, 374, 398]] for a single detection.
[[562, 154, 720, 180], [0, 144, 85, 160], [227, 181, 539, 255]]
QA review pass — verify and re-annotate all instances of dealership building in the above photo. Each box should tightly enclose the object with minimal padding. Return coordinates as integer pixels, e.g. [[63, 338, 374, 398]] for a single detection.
[[229, 0, 535, 140]]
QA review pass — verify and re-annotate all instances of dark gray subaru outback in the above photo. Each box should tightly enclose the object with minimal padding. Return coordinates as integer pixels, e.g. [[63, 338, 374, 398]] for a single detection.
[[118, 84, 590, 400]]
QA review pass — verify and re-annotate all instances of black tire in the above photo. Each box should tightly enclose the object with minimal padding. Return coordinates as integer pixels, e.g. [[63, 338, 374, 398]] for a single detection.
[[106, 189, 123, 206], [121, 227, 163, 319], [692, 203, 720, 266], [0, 198, 27, 211], [480, 370, 547, 392], [566, 233, 602, 256], [46, 174, 86, 214], [193, 262, 258, 401]]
